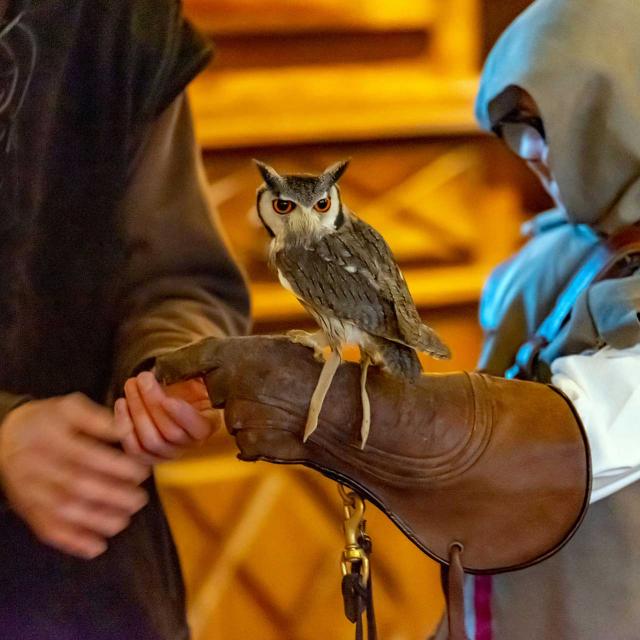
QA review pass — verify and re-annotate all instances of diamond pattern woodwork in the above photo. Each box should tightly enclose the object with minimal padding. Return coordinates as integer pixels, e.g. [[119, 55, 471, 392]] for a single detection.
[[159, 456, 446, 640]]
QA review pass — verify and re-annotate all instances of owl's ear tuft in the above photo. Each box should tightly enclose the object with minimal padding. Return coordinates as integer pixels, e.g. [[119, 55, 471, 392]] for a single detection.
[[253, 159, 283, 191], [321, 159, 351, 186]]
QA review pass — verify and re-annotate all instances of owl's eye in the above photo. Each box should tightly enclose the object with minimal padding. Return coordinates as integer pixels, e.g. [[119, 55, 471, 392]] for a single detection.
[[272, 199, 296, 215], [314, 197, 332, 213]]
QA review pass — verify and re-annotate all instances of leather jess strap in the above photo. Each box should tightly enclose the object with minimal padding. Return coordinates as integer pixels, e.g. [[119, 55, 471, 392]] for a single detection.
[[505, 224, 640, 381], [446, 545, 467, 640], [436, 544, 469, 640]]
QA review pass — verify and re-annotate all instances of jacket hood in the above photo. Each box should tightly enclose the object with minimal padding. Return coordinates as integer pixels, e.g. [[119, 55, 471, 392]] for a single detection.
[[476, 0, 640, 232]]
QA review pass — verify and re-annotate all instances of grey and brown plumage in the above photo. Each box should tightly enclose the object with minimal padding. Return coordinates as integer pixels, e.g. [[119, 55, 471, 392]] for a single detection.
[[254, 159, 451, 447]]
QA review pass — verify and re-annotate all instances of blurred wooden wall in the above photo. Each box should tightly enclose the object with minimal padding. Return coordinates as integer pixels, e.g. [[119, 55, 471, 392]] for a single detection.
[[157, 1, 543, 639]]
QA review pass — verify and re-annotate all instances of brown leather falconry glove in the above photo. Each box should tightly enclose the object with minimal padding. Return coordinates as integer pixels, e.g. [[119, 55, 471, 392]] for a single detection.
[[155, 335, 590, 638]]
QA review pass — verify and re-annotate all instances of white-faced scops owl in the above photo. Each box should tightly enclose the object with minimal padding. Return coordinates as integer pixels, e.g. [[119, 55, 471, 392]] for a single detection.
[[254, 159, 451, 448]]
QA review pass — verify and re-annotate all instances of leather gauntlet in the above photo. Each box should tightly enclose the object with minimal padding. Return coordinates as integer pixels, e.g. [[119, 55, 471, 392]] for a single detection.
[[156, 335, 590, 576], [157, 335, 590, 638]]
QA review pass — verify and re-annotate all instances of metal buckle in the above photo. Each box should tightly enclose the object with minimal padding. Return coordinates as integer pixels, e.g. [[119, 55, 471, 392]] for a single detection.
[[506, 334, 548, 380], [339, 484, 370, 588]]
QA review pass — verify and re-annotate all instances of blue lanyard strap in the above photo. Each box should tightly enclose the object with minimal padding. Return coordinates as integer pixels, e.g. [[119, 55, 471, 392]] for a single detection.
[[505, 225, 640, 381]]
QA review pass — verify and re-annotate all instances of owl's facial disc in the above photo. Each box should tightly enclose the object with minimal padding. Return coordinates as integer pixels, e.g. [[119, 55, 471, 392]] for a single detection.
[[257, 187, 295, 238], [282, 186, 343, 239], [313, 186, 343, 231]]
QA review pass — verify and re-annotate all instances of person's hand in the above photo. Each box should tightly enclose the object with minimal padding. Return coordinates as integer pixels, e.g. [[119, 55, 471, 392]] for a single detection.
[[0, 394, 151, 559], [117, 371, 222, 465], [155, 336, 369, 458]]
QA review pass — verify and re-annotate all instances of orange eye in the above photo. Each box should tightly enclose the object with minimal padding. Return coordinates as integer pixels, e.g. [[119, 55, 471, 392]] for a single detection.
[[272, 199, 295, 215], [314, 197, 332, 213]]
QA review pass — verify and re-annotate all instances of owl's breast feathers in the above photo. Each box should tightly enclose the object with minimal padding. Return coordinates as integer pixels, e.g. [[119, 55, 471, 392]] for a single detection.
[[275, 215, 450, 361]]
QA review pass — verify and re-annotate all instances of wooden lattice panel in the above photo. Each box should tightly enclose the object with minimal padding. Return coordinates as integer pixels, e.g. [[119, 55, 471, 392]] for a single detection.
[[159, 457, 446, 639], [189, 67, 479, 149]]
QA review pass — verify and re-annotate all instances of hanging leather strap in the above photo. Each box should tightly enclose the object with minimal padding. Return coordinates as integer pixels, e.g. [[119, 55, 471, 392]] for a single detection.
[[437, 543, 469, 640], [505, 224, 640, 380], [445, 544, 469, 640], [342, 530, 377, 640]]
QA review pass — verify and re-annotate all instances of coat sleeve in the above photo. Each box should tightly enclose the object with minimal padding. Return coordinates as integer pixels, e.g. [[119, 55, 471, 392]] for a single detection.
[[0, 392, 33, 426], [109, 93, 250, 399], [551, 343, 640, 503]]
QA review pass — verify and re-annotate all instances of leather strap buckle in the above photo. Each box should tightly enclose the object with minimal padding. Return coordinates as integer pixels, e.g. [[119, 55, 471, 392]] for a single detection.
[[505, 335, 548, 380], [338, 485, 377, 640]]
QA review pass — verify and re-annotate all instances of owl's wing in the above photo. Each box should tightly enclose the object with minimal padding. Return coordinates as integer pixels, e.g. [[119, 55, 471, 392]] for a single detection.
[[344, 217, 450, 359], [276, 218, 450, 358]]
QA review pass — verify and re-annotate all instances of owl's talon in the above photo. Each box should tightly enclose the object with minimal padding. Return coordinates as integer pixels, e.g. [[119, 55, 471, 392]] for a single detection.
[[286, 329, 328, 362], [286, 329, 310, 341]]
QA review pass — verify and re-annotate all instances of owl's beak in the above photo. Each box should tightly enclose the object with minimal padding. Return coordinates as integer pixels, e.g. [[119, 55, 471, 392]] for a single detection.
[[285, 207, 321, 239]]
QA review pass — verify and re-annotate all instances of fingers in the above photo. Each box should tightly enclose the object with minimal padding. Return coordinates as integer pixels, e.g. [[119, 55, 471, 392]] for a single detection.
[[161, 396, 219, 441], [27, 480, 136, 542], [164, 378, 212, 412], [58, 433, 149, 484], [116, 401, 158, 466], [120, 371, 220, 464], [63, 470, 148, 514], [56, 392, 151, 478], [136, 374, 194, 446], [0, 395, 151, 560], [13, 461, 147, 560], [34, 454, 149, 514], [31, 514, 109, 560], [54, 500, 132, 539], [58, 393, 125, 442], [24, 459, 149, 559], [123, 376, 189, 462]]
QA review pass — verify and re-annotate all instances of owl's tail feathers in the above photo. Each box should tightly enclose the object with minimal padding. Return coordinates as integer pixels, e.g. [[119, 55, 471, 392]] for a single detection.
[[378, 340, 423, 383], [417, 324, 452, 360]]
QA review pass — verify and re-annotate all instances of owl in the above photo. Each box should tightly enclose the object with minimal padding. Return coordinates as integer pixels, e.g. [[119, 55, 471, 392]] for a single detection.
[[254, 159, 451, 448]]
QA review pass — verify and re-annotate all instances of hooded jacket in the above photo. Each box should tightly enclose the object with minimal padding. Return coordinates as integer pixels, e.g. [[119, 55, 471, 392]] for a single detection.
[[456, 0, 640, 638], [476, 0, 640, 379]]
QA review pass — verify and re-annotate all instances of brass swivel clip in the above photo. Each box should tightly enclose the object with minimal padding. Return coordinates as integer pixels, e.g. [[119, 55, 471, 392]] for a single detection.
[[338, 484, 370, 588]]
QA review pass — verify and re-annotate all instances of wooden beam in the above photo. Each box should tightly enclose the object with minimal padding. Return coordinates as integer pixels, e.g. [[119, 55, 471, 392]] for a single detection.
[[184, 0, 437, 35], [189, 66, 479, 150]]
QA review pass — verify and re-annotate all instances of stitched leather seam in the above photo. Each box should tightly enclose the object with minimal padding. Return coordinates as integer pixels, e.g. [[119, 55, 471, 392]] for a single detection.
[[234, 374, 491, 486]]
